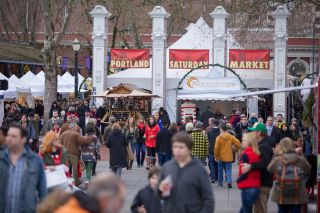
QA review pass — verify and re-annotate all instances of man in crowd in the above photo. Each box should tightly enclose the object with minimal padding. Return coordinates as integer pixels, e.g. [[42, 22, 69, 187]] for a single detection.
[[103, 116, 116, 144], [235, 115, 249, 142], [205, 117, 215, 134], [55, 173, 126, 213], [207, 119, 220, 183], [60, 126, 96, 186], [156, 120, 173, 166], [0, 125, 47, 212], [214, 123, 241, 188], [179, 116, 192, 131], [46, 109, 64, 132], [200, 106, 214, 128], [241, 122, 274, 213], [265, 116, 281, 146], [159, 131, 214, 212], [191, 122, 209, 164], [276, 113, 284, 128], [230, 110, 241, 128]]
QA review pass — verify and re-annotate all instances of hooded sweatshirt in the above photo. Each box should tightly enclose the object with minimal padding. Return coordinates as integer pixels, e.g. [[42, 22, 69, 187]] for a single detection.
[[214, 132, 241, 162], [160, 159, 214, 213]]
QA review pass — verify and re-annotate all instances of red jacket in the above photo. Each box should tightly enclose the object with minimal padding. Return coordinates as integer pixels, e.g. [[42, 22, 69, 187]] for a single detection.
[[237, 147, 261, 189], [144, 125, 160, 148]]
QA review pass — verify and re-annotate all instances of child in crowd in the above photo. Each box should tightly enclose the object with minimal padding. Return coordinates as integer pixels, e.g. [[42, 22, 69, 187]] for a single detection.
[[237, 132, 261, 213], [131, 167, 161, 213]]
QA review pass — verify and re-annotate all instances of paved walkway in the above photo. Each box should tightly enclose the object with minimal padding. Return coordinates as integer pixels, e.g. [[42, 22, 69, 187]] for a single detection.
[[94, 146, 316, 213]]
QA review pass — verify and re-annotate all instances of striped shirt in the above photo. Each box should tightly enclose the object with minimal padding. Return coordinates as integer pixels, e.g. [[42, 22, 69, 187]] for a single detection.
[[5, 149, 26, 213]]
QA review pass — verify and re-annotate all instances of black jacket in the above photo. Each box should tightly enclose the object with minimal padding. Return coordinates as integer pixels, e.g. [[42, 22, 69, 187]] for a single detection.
[[160, 159, 214, 213], [131, 185, 161, 213], [156, 128, 173, 154], [270, 126, 281, 146], [234, 123, 249, 142], [106, 129, 128, 168], [250, 136, 274, 188], [207, 127, 220, 155]]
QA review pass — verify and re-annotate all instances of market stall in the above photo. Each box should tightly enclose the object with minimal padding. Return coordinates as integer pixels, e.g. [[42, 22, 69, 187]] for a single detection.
[[93, 83, 159, 124]]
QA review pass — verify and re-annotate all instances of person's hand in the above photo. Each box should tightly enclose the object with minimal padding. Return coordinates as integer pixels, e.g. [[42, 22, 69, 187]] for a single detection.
[[241, 163, 251, 173], [48, 166, 56, 171], [159, 179, 172, 195], [29, 139, 33, 143], [295, 147, 303, 155], [137, 206, 147, 213], [149, 135, 155, 139]]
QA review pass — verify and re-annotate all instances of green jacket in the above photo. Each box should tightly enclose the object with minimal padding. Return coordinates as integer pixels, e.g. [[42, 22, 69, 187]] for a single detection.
[[42, 146, 68, 166]]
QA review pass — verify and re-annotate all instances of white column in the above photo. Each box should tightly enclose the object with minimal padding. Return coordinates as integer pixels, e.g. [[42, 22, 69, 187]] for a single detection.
[[272, 5, 290, 119], [210, 6, 229, 77], [90, 5, 111, 106], [149, 6, 170, 113]]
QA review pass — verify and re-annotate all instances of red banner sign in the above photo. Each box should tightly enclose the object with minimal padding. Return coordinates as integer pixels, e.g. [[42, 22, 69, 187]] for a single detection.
[[169, 49, 209, 69], [110, 49, 150, 68], [229, 49, 270, 69]]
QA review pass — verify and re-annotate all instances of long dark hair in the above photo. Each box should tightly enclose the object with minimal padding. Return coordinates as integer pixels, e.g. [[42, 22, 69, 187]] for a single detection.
[[148, 116, 156, 128]]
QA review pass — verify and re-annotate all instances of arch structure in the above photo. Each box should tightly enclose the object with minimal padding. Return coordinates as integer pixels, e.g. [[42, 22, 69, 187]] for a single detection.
[[176, 63, 248, 91]]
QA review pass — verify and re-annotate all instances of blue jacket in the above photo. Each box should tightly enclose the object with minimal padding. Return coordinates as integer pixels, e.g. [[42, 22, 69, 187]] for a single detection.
[[0, 145, 48, 213]]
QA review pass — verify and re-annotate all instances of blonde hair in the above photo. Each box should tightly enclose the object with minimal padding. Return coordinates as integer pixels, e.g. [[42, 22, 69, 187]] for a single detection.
[[278, 137, 295, 154], [243, 132, 260, 156], [112, 123, 121, 130], [40, 131, 60, 154]]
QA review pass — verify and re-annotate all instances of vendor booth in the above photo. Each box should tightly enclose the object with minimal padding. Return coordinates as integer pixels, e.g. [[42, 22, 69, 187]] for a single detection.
[[93, 83, 159, 125]]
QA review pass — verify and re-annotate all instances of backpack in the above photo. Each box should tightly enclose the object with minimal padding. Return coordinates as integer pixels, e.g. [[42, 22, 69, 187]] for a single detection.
[[275, 156, 304, 204]]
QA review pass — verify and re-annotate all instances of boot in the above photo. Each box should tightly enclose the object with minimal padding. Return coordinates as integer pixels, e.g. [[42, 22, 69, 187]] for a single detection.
[[146, 157, 150, 170], [129, 160, 133, 170]]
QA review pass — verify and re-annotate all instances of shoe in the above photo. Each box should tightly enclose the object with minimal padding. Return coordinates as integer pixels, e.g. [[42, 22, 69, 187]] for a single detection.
[[146, 167, 150, 170], [228, 184, 232, 188], [211, 179, 216, 183], [137, 164, 141, 168]]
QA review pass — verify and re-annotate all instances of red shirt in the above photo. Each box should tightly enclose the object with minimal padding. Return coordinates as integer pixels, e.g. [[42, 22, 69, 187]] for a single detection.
[[237, 147, 261, 189], [144, 125, 160, 148]]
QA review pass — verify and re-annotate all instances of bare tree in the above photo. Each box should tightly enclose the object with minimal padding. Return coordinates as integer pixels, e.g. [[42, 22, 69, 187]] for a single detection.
[[42, 0, 75, 120]]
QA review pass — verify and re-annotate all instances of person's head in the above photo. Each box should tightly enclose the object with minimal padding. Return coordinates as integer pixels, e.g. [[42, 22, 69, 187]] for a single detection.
[[88, 173, 126, 213], [109, 116, 116, 125], [242, 132, 260, 155], [153, 112, 159, 121], [208, 118, 215, 126], [21, 114, 27, 123], [212, 119, 219, 127], [169, 122, 177, 132], [138, 115, 145, 124], [68, 106, 75, 113], [127, 117, 135, 126], [0, 126, 8, 146], [53, 110, 59, 118], [240, 116, 248, 125], [184, 116, 191, 124], [248, 122, 268, 141], [251, 113, 257, 118], [185, 122, 194, 132], [148, 166, 161, 189], [281, 123, 289, 132], [266, 116, 274, 126], [6, 125, 27, 152], [277, 137, 295, 154], [258, 117, 264, 123], [293, 135, 303, 148], [60, 110, 65, 117], [194, 121, 203, 130], [85, 110, 91, 117], [290, 123, 298, 131], [171, 132, 192, 162], [88, 118, 97, 126], [162, 120, 168, 128], [219, 123, 228, 133], [148, 117, 155, 126], [112, 123, 121, 131], [41, 131, 60, 154], [277, 114, 284, 122], [28, 113, 34, 120], [85, 125, 96, 135], [53, 122, 60, 130], [235, 111, 241, 116]]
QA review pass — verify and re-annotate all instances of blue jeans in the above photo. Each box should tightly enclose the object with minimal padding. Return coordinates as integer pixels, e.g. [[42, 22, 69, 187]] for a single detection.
[[208, 154, 218, 181], [218, 161, 232, 185], [136, 143, 146, 166], [278, 204, 301, 213], [158, 152, 171, 166], [240, 188, 260, 213]]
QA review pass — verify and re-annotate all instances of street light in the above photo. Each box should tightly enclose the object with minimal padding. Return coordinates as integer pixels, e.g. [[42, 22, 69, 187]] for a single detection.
[[72, 38, 81, 99]]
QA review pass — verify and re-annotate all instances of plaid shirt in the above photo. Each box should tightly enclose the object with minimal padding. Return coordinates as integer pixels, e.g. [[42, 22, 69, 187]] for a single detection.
[[5, 149, 27, 213], [191, 130, 209, 158]]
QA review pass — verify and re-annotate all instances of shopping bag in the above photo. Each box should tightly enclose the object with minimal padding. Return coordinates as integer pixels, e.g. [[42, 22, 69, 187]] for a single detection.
[[45, 165, 68, 189]]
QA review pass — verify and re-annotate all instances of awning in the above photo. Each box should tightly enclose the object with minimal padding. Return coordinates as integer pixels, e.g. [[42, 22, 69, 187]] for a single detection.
[[177, 92, 245, 101]]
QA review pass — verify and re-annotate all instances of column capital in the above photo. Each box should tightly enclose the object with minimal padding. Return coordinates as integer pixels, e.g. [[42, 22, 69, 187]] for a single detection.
[[271, 5, 290, 19], [90, 5, 111, 18], [149, 6, 170, 19], [210, 6, 230, 19], [273, 34, 288, 45]]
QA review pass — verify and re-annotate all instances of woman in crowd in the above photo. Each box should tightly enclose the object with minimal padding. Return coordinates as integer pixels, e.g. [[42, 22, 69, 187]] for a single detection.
[[18, 114, 36, 152], [87, 118, 102, 176], [168, 122, 178, 135], [39, 131, 68, 174], [290, 123, 302, 140], [268, 137, 310, 213], [144, 116, 160, 170], [106, 123, 128, 177], [81, 125, 99, 184], [153, 112, 163, 129], [237, 132, 261, 213], [123, 117, 139, 170], [280, 123, 292, 140], [136, 115, 146, 167], [185, 122, 194, 135]]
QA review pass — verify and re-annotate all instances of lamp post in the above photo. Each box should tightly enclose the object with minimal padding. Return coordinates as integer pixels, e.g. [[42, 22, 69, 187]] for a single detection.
[[72, 38, 81, 99]]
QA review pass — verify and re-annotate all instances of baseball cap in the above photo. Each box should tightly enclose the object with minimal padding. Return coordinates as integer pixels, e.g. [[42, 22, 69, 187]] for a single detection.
[[248, 122, 267, 133]]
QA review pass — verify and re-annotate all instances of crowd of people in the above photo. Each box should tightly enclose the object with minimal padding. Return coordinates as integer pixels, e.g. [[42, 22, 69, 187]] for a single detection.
[[0, 100, 317, 213]]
